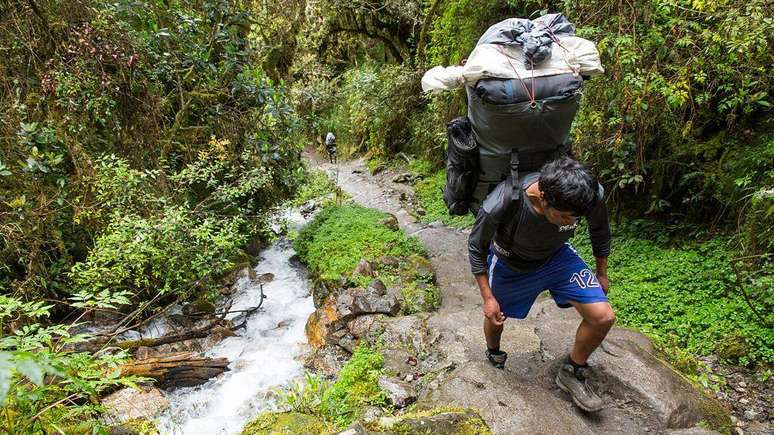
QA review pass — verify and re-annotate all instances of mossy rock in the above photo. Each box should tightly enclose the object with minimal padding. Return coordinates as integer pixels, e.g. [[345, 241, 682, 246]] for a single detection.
[[108, 418, 160, 435], [404, 255, 435, 283], [182, 298, 217, 315], [241, 411, 334, 435], [367, 407, 492, 434], [715, 331, 751, 363], [696, 394, 734, 432]]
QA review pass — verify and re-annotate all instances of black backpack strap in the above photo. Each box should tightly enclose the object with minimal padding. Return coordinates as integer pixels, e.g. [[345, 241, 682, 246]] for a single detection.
[[509, 150, 520, 202]]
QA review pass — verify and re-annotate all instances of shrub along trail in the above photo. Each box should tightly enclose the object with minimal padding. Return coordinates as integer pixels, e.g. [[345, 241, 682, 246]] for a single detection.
[[305, 150, 735, 435]]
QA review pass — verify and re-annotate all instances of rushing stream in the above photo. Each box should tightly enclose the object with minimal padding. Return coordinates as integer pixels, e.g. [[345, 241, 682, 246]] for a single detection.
[[154, 209, 316, 434]]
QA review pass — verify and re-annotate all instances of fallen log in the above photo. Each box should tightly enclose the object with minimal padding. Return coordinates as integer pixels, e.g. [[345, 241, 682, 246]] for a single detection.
[[121, 352, 230, 389]]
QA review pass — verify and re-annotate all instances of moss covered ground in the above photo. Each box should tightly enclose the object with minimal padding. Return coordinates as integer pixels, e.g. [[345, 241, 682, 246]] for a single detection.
[[294, 203, 440, 313], [570, 222, 773, 371]]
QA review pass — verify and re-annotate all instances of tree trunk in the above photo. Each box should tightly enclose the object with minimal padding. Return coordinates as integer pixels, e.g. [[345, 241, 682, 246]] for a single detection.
[[120, 352, 230, 389], [416, 0, 445, 66]]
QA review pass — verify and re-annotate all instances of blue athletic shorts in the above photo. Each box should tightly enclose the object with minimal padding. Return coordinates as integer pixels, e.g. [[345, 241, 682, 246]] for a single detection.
[[486, 243, 609, 319]]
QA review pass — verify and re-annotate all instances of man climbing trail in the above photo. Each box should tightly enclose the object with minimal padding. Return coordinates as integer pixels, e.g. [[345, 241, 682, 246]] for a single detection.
[[469, 156, 614, 413]]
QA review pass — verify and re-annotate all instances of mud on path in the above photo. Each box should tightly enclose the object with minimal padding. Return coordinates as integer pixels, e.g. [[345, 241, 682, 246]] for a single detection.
[[308, 152, 734, 435]]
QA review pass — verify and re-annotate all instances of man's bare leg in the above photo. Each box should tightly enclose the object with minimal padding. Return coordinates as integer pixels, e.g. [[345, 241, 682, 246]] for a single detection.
[[555, 301, 615, 411], [568, 301, 615, 364], [483, 316, 504, 350]]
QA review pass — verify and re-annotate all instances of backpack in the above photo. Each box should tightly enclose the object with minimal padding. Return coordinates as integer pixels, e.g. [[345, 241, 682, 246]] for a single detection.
[[442, 74, 580, 216], [441, 15, 588, 216]]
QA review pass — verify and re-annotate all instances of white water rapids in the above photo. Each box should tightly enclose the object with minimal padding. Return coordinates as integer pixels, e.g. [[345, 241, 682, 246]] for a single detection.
[[154, 210, 316, 434]]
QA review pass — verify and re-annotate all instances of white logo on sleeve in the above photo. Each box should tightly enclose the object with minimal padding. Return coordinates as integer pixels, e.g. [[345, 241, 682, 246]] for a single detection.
[[558, 222, 579, 232]]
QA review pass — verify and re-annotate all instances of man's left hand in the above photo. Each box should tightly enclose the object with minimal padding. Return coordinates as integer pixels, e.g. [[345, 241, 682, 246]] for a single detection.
[[597, 274, 610, 294]]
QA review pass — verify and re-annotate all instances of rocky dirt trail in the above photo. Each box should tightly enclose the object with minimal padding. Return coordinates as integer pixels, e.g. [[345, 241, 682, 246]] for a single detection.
[[308, 152, 733, 435]]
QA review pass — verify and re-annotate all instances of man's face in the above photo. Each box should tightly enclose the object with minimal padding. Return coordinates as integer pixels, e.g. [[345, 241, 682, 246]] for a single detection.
[[540, 197, 579, 227]]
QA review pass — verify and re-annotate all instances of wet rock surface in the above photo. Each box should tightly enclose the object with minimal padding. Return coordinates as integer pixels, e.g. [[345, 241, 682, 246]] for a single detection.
[[102, 386, 170, 424], [306, 152, 738, 434], [304, 344, 351, 377], [378, 375, 417, 408], [352, 258, 375, 278]]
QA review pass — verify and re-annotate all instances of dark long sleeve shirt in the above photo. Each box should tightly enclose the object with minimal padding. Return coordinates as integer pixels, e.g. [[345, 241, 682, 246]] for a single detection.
[[468, 173, 611, 275]]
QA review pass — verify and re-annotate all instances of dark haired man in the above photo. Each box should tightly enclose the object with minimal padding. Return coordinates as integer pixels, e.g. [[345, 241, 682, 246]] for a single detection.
[[468, 156, 613, 412]]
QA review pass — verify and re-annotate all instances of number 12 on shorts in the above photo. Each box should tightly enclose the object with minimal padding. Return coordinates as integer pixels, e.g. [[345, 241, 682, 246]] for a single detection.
[[570, 269, 600, 288]]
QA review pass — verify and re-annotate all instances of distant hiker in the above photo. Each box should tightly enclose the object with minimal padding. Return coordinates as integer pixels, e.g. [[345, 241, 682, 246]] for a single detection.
[[469, 156, 613, 413], [325, 132, 337, 164]]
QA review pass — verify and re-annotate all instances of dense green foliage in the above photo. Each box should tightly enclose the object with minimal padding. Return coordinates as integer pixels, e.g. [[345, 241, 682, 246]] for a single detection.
[[0, 294, 138, 432], [1, 0, 305, 429], [570, 222, 773, 367], [315, 64, 422, 159], [1, 0, 304, 303], [569, 1, 772, 221]]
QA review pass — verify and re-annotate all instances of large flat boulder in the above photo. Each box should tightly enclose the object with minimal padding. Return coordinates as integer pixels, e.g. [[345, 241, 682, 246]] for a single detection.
[[416, 360, 611, 434], [531, 299, 731, 430]]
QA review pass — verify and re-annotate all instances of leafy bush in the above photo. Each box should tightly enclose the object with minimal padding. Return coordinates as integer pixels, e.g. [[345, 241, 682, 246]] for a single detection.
[[566, 0, 772, 221], [0, 0, 304, 301], [70, 207, 246, 306], [0, 295, 137, 432], [318, 345, 387, 428]]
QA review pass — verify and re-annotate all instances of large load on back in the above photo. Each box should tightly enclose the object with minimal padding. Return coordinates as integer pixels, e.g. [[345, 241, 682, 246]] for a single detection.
[[422, 13, 604, 215]]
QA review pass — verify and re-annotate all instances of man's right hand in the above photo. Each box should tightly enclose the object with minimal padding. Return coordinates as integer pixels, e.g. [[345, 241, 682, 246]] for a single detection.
[[483, 297, 506, 325]]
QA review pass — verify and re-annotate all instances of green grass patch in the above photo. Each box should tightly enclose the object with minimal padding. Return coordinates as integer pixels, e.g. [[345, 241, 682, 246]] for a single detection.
[[570, 222, 773, 368], [294, 203, 440, 313], [294, 203, 425, 286], [319, 345, 388, 428], [406, 158, 436, 177], [414, 170, 476, 228]]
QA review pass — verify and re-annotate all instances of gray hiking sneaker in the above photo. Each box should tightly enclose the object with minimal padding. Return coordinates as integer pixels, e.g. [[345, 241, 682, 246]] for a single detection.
[[555, 361, 604, 412], [485, 349, 507, 369]]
